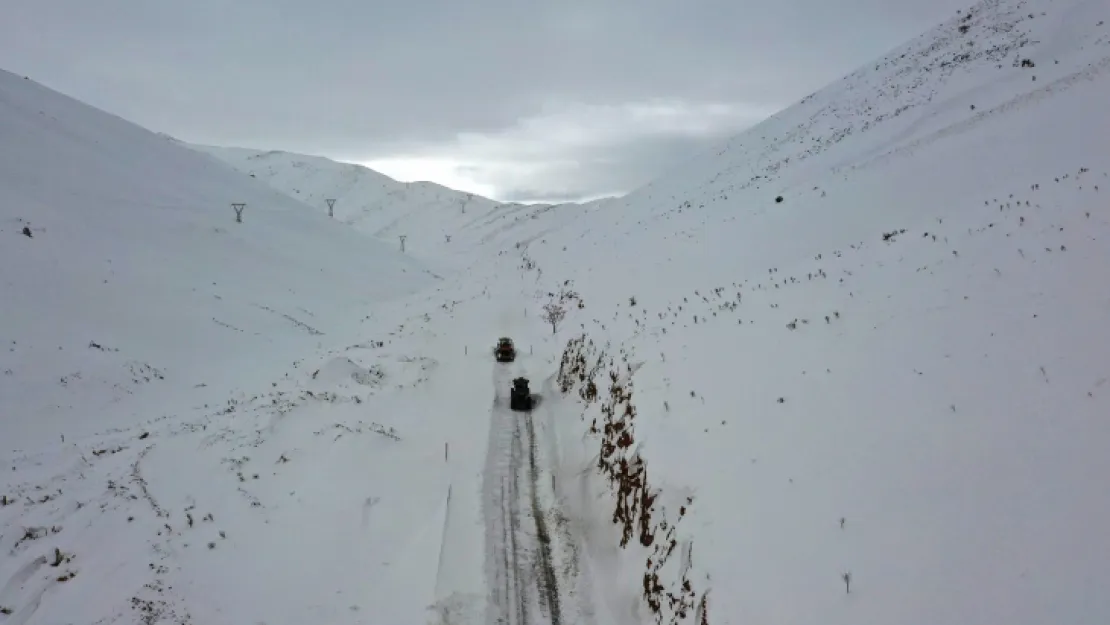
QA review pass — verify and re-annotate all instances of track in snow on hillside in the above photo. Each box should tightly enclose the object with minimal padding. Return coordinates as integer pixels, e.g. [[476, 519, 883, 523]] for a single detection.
[[482, 363, 568, 625]]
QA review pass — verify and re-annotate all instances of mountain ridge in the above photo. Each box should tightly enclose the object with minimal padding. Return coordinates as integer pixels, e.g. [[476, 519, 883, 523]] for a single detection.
[[187, 142, 609, 263]]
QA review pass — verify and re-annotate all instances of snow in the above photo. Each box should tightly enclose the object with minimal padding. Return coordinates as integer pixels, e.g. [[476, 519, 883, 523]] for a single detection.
[[0, 66, 441, 624], [0, 68, 439, 452], [185, 144, 607, 270], [3, 0, 1110, 623]]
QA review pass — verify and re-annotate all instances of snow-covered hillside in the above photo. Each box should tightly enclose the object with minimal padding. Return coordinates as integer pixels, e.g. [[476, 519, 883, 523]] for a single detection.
[[3, 0, 1110, 623], [187, 145, 604, 265], [0, 65, 457, 623], [0, 69, 445, 455], [515, 0, 1110, 623]]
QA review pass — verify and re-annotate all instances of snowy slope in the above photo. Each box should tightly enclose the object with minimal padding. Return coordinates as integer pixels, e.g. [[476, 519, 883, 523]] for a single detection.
[[511, 0, 1110, 623], [0, 68, 459, 624], [0, 68, 439, 453], [186, 144, 603, 265]]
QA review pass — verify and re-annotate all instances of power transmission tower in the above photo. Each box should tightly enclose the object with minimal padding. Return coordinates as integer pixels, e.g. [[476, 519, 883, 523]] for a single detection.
[[231, 203, 246, 223], [399, 235, 407, 253], [326, 198, 336, 218]]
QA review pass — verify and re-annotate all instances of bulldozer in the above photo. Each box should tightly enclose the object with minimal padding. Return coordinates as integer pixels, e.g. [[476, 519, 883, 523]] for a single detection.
[[493, 337, 516, 362], [509, 377, 534, 411]]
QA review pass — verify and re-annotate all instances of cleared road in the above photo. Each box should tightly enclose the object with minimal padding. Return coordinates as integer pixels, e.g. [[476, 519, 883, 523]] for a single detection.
[[483, 362, 563, 625]]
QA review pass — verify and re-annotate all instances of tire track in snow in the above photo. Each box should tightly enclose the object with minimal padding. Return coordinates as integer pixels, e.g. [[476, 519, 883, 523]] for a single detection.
[[523, 405, 562, 624], [509, 409, 530, 625], [483, 362, 564, 625], [485, 364, 525, 625]]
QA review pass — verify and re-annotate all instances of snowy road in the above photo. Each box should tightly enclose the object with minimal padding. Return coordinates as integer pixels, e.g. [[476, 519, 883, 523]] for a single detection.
[[482, 362, 566, 625]]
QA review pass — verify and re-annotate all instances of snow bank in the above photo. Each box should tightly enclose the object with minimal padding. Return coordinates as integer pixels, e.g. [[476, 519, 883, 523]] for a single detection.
[[554, 334, 709, 625]]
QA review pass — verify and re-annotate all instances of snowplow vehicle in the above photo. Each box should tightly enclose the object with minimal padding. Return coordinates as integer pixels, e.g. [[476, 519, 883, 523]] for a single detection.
[[494, 337, 516, 362], [510, 377, 534, 411]]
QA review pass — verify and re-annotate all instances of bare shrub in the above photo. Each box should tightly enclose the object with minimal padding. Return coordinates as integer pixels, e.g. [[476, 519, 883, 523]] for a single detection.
[[542, 302, 566, 334]]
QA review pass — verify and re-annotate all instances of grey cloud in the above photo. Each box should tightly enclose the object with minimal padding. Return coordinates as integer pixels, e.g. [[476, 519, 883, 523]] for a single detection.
[[3, 0, 973, 201], [361, 97, 778, 200], [481, 134, 723, 203], [468, 133, 734, 204]]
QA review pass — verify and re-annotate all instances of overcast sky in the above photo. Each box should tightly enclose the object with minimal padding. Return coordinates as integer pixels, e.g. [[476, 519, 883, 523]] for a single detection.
[[3, 0, 970, 203]]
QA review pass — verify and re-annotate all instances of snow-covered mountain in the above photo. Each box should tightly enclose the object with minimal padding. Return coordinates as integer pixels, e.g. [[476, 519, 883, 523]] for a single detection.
[[513, 1, 1110, 623], [0, 68, 444, 453], [3, 0, 1110, 623], [187, 144, 604, 264], [0, 66, 462, 623]]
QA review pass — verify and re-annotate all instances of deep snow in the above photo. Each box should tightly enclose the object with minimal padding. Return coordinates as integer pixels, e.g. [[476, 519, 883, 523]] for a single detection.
[[4, 0, 1110, 623], [0, 68, 437, 453]]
